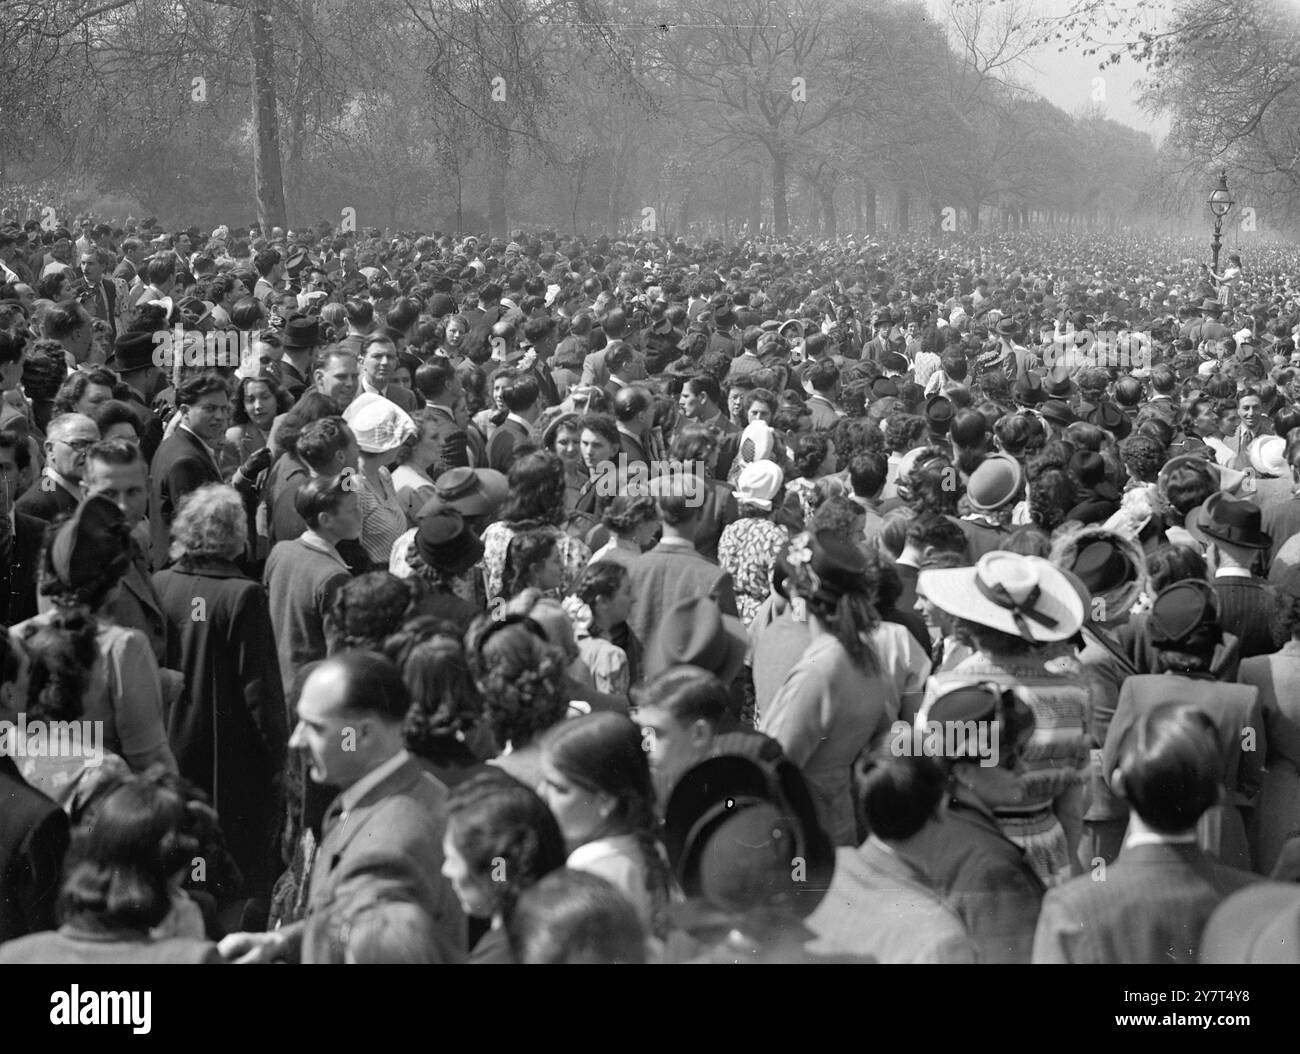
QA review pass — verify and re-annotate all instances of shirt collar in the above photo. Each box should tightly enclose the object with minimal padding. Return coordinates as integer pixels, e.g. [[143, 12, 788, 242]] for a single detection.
[[506, 412, 531, 429], [1125, 830, 1197, 849], [299, 529, 349, 571], [361, 375, 387, 397], [45, 468, 83, 501], [338, 749, 410, 816], [1214, 567, 1254, 579], [179, 423, 218, 460]]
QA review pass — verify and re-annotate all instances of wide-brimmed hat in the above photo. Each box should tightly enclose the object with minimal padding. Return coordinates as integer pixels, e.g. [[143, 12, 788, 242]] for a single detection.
[[966, 453, 1023, 512], [1147, 579, 1220, 646], [1248, 434, 1288, 478], [735, 460, 784, 511], [1200, 298, 1223, 315], [643, 596, 748, 685], [419, 467, 510, 519], [918, 551, 1085, 643], [343, 391, 418, 454], [414, 508, 483, 576], [1184, 492, 1271, 551], [1049, 525, 1148, 622]]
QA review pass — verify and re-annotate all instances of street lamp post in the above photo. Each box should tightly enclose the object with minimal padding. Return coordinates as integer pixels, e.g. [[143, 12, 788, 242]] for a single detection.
[[1207, 170, 1234, 275]]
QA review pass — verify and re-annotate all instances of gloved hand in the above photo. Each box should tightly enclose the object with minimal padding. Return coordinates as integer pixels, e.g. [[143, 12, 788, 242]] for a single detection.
[[238, 446, 273, 479]]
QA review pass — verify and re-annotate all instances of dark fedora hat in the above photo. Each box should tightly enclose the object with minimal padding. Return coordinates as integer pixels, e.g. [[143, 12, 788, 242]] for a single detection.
[[108, 329, 157, 373], [995, 316, 1019, 337], [1043, 365, 1074, 399], [870, 376, 899, 400], [281, 315, 321, 349], [414, 508, 483, 576], [1185, 492, 1271, 551], [1200, 298, 1223, 315], [1084, 400, 1131, 439], [1148, 579, 1220, 647], [1039, 399, 1076, 427], [1013, 371, 1045, 406], [644, 596, 748, 685]]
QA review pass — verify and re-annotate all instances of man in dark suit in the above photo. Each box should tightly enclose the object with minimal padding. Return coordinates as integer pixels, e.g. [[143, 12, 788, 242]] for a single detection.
[[0, 750, 70, 944], [626, 474, 738, 651], [16, 413, 100, 524], [149, 373, 228, 567], [75, 250, 116, 340], [356, 335, 418, 413], [486, 373, 540, 473], [613, 385, 654, 473], [1185, 492, 1277, 659], [1036, 704, 1260, 963], [676, 374, 739, 445], [413, 358, 470, 478], [218, 651, 465, 963]]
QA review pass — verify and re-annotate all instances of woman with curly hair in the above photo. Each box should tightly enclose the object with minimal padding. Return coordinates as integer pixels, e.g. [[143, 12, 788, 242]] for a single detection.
[[385, 617, 492, 789], [11, 495, 177, 778], [501, 529, 564, 600], [152, 483, 286, 898], [327, 571, 422, 652], [441, 771, 568, 963], [563, 561, 634, 699], [785, 432, 837, 525], [389, 407, 452, 522], [221, 372, 290, 479], [540, 410, 587, 513], [479, 450, 591, 602], [1026, 466, 1077, 534], [538, 712, 674, 938], [588, 490, 659, 568]]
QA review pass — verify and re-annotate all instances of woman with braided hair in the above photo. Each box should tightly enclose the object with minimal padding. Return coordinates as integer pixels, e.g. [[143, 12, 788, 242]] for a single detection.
[[538, 711, 674, 941]]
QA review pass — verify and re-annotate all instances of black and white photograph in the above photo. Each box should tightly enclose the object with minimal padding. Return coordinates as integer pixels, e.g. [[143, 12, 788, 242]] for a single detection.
[[0, 0, 1297, 997]]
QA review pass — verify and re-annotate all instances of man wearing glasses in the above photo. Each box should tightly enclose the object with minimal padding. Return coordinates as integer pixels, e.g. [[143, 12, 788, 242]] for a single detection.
[[15, 413, 100, 523]]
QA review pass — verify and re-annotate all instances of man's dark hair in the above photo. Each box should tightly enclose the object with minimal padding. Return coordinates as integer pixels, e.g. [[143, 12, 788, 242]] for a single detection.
[[322, 649, 412, 723], [683, 373, 720, 408], [295, 471, 351, 526], [849, 451, 888, 499], [805, 359, 839, 394], [414, 357, 456, 401], [86, 436, 145, 470], [297, 417, 353, 473], [613, 385, 652, 423], [859, 753, 946, 840], [254, 248, 281, 277], [1116, 703, 1223, 834], [501, 373, 540, 414], [176, 371, 229, 408], [633, 666, 729, 728]]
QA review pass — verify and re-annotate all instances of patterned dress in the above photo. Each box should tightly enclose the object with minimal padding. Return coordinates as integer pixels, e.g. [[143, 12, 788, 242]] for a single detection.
[[718, 514, 790, 626], [480, 521, 591, 603]]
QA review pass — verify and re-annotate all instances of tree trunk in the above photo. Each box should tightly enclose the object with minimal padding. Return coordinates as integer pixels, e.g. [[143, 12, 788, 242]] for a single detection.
[[748, 177, 762, 236], [968, 198, 981, 231], [488, 131, 509, 236], [897, 185, 909, 232], [818, 182, 837, 240], [284, 0, 314, 224], [863, 184, 876, 233], [250, 0, 287, 233], [771, 152, 789, 238]]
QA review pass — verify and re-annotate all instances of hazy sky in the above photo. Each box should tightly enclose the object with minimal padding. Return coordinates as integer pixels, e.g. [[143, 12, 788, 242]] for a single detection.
[[921, 0, 1172, 140]]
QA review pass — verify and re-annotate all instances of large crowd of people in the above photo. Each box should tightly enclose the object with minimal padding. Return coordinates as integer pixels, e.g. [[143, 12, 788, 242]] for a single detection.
[[1, 214, 1300, 963]]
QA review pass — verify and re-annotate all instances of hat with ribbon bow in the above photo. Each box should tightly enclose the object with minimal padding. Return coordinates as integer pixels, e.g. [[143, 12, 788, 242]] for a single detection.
[[918, 551, 1084, 643]]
